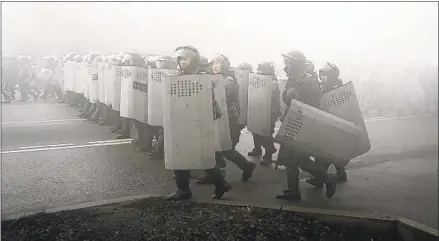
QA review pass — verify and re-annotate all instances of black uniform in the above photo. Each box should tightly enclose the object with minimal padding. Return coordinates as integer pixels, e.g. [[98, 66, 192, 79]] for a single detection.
[[275, 73, 336, 201]]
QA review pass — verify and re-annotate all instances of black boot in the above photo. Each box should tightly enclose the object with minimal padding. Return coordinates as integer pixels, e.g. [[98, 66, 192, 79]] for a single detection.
[[88, 103, 100, 122], [209, 169, 232, 199], [336, 167, 348, 182], [260, 153, 273, 165], [276, 189, 301, 201], [324, 174, 337, 198], [83, 103, 97, 118], [115, 118, 130, 139], [242, 162, 256, 183], [248, 148, 262, 157], [166, 171, 192, 201]]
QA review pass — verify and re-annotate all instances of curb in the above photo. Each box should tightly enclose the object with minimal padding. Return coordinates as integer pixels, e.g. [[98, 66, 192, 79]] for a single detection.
[[2, 193, 163, 221], [2, 193, 438, 240]]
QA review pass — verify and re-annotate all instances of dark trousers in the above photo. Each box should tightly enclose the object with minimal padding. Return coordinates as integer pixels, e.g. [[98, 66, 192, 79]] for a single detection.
[[133, 120, 154, 148], [119, 117, 132, 136], [251, 117, 276, 154], [251, 133, 276, 154], [174, 168, 225, 191], [315, 158, 346, 174], [286, 151, 328, 192], [153, 127, 164, 155]]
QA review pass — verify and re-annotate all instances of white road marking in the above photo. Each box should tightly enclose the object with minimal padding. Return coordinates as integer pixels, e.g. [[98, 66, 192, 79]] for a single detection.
[[364, 114, 435, 122], [88, 139, 134, 144], [7, 104, 63, 108], [19, 143, 75, 149], [2, 119, 86, 125], [2, 141, 133, 155]]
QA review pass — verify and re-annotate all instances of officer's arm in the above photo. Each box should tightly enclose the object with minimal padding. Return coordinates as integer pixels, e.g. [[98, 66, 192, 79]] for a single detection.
[[272, 82, 281, 117]]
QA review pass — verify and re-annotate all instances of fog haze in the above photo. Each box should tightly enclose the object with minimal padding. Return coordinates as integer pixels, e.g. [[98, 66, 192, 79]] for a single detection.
[[2, 2, 438, 77]]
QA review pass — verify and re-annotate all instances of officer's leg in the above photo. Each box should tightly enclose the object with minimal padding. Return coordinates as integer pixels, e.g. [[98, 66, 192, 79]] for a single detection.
[[132, 119, 146, 146], [195, 151, 227, 185], [137, 123, 153, 152], [306, 158, 330, 188], [18, 81, 29, 101], [98, 103, 109, 125], [84, 102, 97, 118], [205, 167, 232, 199], [335, 163, 348, 182], [110, 111, 122, 132], [248, 133, 263, 157], [222, 150, 255, 183], [276, 162, 301, 201], [40, 85, 50, 100], [89, 101, 101, 122], [166, 170, 192, 200], [150, 127, 165, 158], [116, 117, 131, 139], [298, 156, 336, 199]]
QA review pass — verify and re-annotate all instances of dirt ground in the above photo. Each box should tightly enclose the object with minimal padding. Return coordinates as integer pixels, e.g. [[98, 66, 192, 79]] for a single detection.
[[1, 197, 398, 241]]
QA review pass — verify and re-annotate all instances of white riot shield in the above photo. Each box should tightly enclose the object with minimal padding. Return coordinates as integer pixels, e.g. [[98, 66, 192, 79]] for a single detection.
[[83, 64, 90, 99], [63, 62, 74, 91], [68, 61, 76, 92], [104, 63, 114, 106], [89, 63, 99, 103], [211, 75, 233, 151], [62, 62, 70, 91], [275, 100, 368, 167], [132, 67, 149, 123], [31, 68, 54, 89], [112, 66, 122, 111], [319, 81, 371, 155], [74, 63, 82, 94], [234, 69, 250, 125], [97, 63, 106, 103], [119, 66, 135, 118], [278, 78, 288, 115], [163, 74, 216, 170], [247, 73, 274, 137], [147, 68, 177, 126], [54, 67, 64, 92]]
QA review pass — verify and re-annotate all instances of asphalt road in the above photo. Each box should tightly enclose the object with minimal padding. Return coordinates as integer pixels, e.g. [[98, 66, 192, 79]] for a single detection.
[[1, 98, 438, 228]]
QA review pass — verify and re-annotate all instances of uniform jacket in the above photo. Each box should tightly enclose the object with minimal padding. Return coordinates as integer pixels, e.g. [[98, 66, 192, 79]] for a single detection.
[[321, 79, 343, 93]]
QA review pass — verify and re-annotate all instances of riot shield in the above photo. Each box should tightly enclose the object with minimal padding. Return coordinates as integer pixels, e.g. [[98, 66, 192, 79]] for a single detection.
[[234, 69, 250, 126], [104, 63, 114, 106], [319, 81, 371, 155], [83, 63, 91, 100], [247, 73, 274, 137], [163, 74, 216, 170], [89, 63, 99, 103], [275, 100, 368, 167], [119, 66, 135, 118], [132, 67, 149, 123], [112, 66, 122, 111], [211, 74, 233, 151], [97, 62, 106, 103], [147, 68, 177, 126]]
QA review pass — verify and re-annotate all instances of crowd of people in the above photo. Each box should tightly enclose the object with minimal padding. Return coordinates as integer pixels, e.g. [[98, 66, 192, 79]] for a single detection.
[[0, 45, 414, 202]]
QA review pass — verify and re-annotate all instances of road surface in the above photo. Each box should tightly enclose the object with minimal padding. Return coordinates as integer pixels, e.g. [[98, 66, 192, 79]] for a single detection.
[[1, 99, 438, 229]]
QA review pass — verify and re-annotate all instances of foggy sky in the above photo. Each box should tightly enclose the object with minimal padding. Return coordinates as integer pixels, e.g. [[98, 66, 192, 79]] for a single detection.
[[2, 2, 438, 78]]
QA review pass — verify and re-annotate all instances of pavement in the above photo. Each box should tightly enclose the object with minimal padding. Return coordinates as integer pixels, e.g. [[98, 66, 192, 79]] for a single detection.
[[1, 98, 438, 229]]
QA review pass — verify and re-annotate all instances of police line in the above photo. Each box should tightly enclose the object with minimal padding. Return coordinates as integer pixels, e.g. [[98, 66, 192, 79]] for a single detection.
[[60, 59, 371, 170]]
